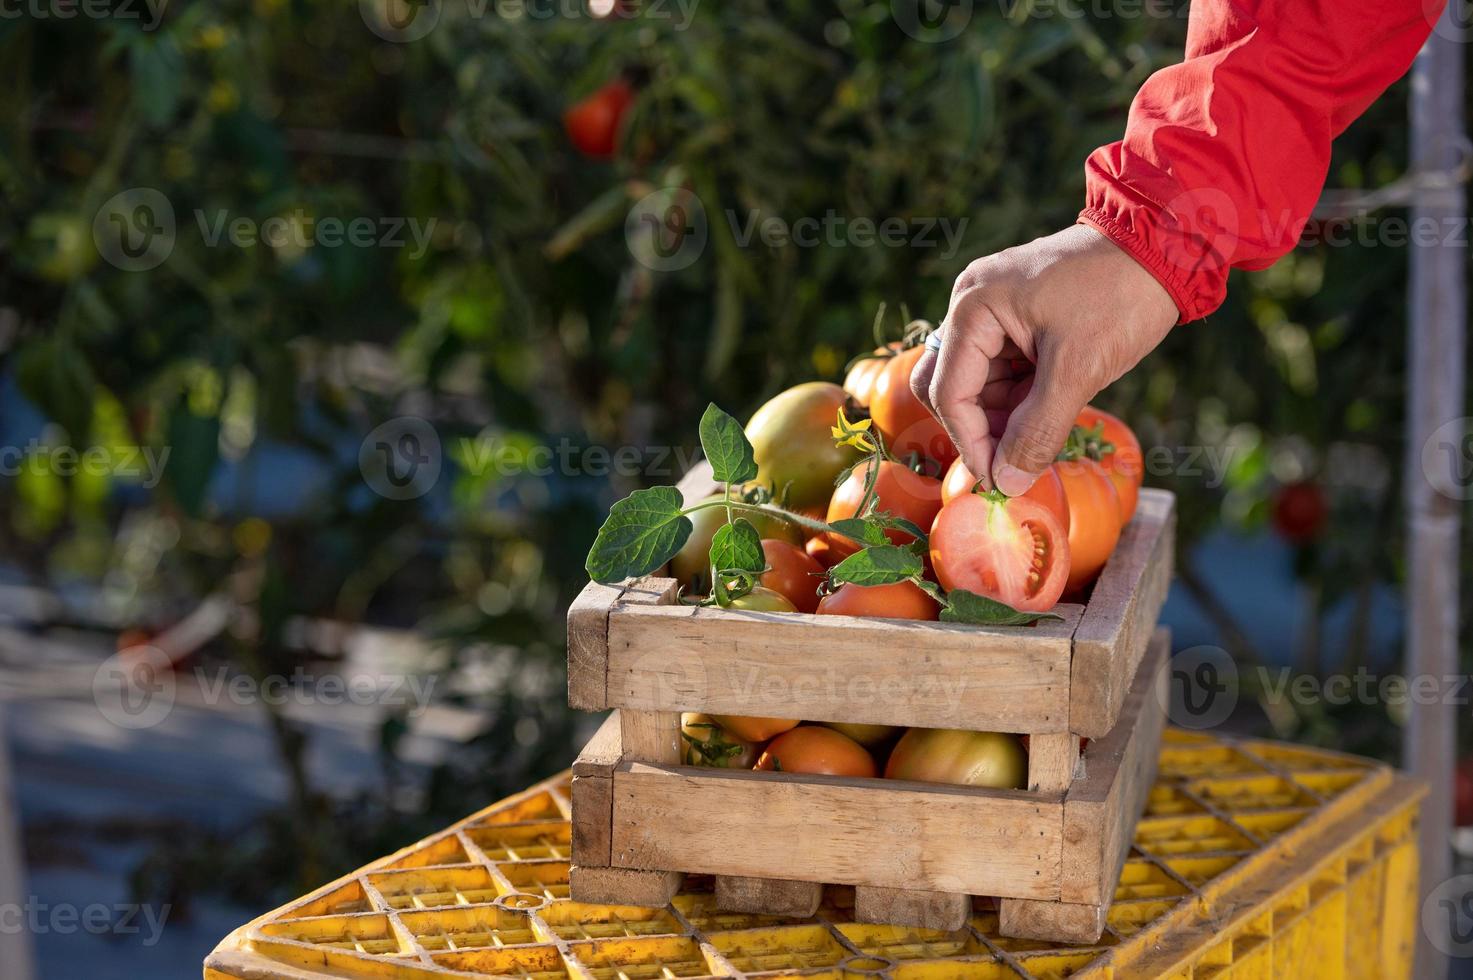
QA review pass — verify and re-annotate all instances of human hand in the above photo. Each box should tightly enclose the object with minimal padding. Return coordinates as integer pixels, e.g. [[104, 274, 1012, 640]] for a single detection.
[[912, 224, 1178, 496]]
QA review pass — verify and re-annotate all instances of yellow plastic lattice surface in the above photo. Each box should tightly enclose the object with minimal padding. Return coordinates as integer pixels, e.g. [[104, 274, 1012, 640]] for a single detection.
[[205, 730, 1425, 980]]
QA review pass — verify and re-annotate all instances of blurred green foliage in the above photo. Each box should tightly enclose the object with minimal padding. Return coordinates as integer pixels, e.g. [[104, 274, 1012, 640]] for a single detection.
[[0, 0, 1444, 904]]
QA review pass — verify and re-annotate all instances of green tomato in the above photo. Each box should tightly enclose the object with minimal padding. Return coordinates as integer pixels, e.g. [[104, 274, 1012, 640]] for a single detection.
[[883, 728, 1027, 789], [669, 496, 802, 596], [723, 586, 798, 612], [746, 382, 863, 512], [818, 722, 901, 748]]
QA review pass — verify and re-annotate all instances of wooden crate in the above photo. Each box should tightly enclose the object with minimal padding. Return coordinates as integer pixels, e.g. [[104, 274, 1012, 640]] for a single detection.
[[566, 464, 1175, 943]]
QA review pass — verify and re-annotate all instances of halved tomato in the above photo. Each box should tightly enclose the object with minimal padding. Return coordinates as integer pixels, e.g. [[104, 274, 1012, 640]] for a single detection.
[[869, 345, 958, 473], [759, 539, 825, 613], [816, 581, 939, 621], [755, 725, 878, 778], [929, 491, 1069, 612], [823, 459, 943, 562], [1054, 459, 1122, 595], [939, 458, 1072, 533], [884, 728, 1026, 789]]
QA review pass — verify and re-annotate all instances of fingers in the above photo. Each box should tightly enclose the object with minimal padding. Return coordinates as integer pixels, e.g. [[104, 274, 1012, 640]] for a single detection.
[[991, 344, 1095, 496], [927, 294, 1009, 487]]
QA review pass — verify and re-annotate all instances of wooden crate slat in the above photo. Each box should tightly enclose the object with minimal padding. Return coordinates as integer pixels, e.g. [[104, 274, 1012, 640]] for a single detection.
[[715, 876, 823, 917], [567, 577, 681, 712], [1069, 488, 1176, 737], [606, 603, 1082, 732], [609, 763, 1063, 899], [1058, 626, 1171, 907], [570, 713, 622, 868]]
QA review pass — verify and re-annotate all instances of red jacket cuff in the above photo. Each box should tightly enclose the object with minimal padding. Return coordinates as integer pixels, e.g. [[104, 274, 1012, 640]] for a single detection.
[[1077, 206, 1225, 324]]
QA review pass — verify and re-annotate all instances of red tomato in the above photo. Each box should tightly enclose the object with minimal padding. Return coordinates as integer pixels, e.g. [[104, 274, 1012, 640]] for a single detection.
[[823, 460, 943, 562], [816, 581, 939, 621], [563, 79, 634, 159], [1076, 407, 1143, 523], [929, 491, 1070, 612], [1055, 459, 1122, 594], [940, 458, 1072, 533], [843, 342, 904, 407], [805, 534, 839, 568], [759, 539, 825, 613], [755, 726, 878, 778], [869, 345, 957, 473], [712, 715, 799, 743], [1273, 482, 1328, 543], [884, 728, 1027, 789]]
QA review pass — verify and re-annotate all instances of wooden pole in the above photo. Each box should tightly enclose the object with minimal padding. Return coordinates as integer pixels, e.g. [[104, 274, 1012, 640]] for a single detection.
[[1405, 11, 1466, 979]]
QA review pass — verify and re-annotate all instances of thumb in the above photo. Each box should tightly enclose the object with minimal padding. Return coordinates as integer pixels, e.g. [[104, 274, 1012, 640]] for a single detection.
[[992, 354, 1093, 497]]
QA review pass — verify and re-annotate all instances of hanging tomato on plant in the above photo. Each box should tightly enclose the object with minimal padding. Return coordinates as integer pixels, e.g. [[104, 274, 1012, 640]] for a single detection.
[[1272, 481, 1328, 543], [563, 78, 634, 159]]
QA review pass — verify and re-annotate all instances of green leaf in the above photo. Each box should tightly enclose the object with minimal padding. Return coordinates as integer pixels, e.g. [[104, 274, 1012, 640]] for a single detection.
[[585, 486, 693, 584], [829, 545, 923, 587], [828, 517, 888, 547], [699, 404, 758, 485], [871, 510, 929, 545], [941, 590, 1062, 627], [710, 518, 764, 573]]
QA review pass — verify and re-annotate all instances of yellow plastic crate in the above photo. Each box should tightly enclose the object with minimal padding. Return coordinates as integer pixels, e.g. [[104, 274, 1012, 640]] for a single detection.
[[205, 729, 1425, 980]]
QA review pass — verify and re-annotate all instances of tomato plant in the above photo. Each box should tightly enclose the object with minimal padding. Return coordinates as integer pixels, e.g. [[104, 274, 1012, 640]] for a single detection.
[[1054, 458, 1122, 594], [563, 78, 634, 158], [869, 345, 957, 473], [884, 728, 1027, 789], [929, 489, 1069, 612], [681, 714, 761, 768], [940, 458, 1071, 533], [758, 538, 825, 613], [1272, 482, 1328, 543], [816, 580, 939, 620], [755, 725, 878, 777], [747, 382, 865, 511], [823, 459, 942, 562], [670, 493, 801, 596]]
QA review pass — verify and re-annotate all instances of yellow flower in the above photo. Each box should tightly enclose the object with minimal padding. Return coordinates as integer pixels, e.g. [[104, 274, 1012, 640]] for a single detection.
[[831, 408, 875, 453]]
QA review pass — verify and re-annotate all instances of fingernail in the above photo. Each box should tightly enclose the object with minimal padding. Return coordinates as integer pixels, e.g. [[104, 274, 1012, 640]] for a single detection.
[[994, 463, 1037, 498]]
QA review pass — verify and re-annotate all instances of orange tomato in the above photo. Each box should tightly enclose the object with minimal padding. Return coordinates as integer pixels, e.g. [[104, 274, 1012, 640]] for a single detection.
[[805, 534, 839, 568], [823, 459, 943, 562], [1077, 406, 1143, 523], [869, 345, 957, 473], [712, 715, 800, 743], [939, 458, 1072, 533], [843, 342, 905, 407], [816, 581, 939, 621], [755, 725, 878, 778], [758, 539, 825, 613], [1055, 458, 1122, 594]]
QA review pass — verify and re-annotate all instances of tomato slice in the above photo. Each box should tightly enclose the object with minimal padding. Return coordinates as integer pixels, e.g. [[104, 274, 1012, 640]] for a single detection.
[[929, 491, 1070, 612]]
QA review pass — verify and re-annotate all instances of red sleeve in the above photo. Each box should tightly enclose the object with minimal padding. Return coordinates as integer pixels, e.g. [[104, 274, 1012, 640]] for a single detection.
[[1079, 0, 1443, 322]]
